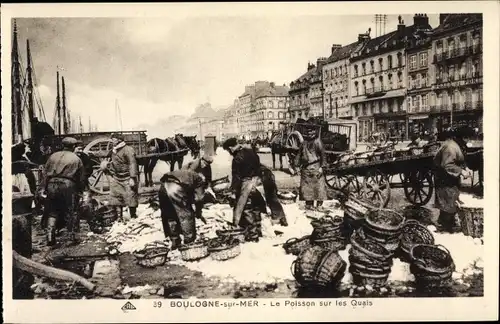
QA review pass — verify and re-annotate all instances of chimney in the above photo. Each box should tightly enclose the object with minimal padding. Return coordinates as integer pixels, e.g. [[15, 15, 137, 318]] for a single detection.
[[413, 13, 429, 27], [397, 15, 406, 33], [358, 32, 370, 42], [307, 62, 316, 71], [316, 57, 327, 68], [331, 44, 342, 54]]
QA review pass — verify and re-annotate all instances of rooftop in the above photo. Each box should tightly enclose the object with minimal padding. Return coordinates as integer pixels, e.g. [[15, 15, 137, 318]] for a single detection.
[[433, 14, 482, 36]]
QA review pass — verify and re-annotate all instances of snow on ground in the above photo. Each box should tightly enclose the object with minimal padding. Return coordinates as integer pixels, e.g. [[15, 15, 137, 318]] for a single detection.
[[103, 199, 483, 286]]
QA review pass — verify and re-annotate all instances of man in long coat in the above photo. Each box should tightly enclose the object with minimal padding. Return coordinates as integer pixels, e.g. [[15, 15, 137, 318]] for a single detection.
[[41, 137, 86, 246], [102, 133, 139, 221], [294, 125, 328, 211], [223, 138, 264, 242], [433, 127, 473, 232], [158, 169, 207, 249]]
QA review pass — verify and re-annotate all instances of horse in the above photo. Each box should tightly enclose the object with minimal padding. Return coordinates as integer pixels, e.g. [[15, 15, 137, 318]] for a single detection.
[[141, 135, 190, 187], [268, 130, 289, 170], [183, 135, 201, 159]]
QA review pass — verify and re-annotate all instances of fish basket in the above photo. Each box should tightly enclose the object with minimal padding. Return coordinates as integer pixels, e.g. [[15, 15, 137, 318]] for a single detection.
[[291, 246, 326, 286], [360, 227, 401, 254], [410, 264, 453, 289], [314, 250, 347, 287], [409, 244, 455, 276], [399, 222, 435, 262], [365, 209, 405, 235], [458, 206, 484, 238], [216, 228, 247, 244], [277, 191, 297, 205], [283, 236, 312, 256], [133, 241, 170, 268], [98, 207, 118, 227], [178, 242, 209, 262], [208, 243, 241, 261], [350, 230, 393, 261], [348, 247, 393, 267], [410, 147, 424, 156], [348, 256, 392, 275], [312, 237, 346, 251], [350, 267, 390, 287]]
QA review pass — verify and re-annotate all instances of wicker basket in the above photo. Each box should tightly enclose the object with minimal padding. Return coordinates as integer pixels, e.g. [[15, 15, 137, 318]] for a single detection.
[[314, 250, 347, 287], [399, 222, 435, 262], [350, 267, 390, 287], [283, 236, 312, 256], [458, 206, 484, 238], [216, 228, 247, 244], [365, 209, 405, 234], [179, 242, 209, 262], [133, 241, 170, 268], [208, 243, 241, 261], [349, 257, 392, 275], [99, 207, 118, 227], [292, 246, 326, 286], [410, 244, 455, 276], [411, 264, 453, 289], [350, 230, 393, 261], [312, 237, 346, 251], [348, 247, 393, 267]]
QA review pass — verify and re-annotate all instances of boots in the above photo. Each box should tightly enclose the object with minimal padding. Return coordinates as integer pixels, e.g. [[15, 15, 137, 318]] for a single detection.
[[46, 217, 57, 246], [129, 207, 137, 219]]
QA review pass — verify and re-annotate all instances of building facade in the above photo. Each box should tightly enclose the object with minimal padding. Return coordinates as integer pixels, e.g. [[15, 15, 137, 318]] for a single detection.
[[323, 42, 364, 119], [350, 16, 432, 142], [221, 102, 239, 140], [288, 63, 316, 122], [309, 58, 327, 118], [428, 14, 483, 134], [235, 81, 289, 139], [406, 18, 433, 138]]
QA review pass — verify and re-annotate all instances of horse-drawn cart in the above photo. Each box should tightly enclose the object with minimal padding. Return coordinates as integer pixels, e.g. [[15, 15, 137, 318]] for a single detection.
[[324, 141, 484, 208], [40, 131, 189, 195]]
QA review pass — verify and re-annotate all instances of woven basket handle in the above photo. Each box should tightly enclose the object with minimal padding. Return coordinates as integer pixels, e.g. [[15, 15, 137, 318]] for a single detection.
[[285, 237, 298, 246], [436, 244, 451, 257], [290, 260, 298, 280], [409, 244, 421, 262]]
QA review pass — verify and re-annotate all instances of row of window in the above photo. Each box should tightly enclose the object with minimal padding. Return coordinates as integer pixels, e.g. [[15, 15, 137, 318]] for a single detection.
[[237, 111, 289, 123], [408, 52, 428, 70], [353, 52, 404, 77], [435, 32, 481, 53], [353, 73, 404, 96], [324, 64, 349, 80]]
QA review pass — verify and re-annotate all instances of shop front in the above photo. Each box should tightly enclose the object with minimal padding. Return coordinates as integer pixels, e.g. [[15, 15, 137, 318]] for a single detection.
[[358, 117, 374, 142], [373, 112, 408, 141], [408, 114, 433, 139], [430, 110, 483, 135]]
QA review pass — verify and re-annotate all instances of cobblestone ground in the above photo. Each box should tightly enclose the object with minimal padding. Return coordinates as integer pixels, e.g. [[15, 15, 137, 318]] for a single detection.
[[29, 149, 483, 299]]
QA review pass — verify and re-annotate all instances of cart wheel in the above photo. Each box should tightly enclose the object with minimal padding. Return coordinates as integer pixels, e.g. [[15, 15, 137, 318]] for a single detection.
[[286, 131, 303, 151], [325, 175, 362, 194], [361, 171, 391, 208], [403, 170, 434, 206], [84, 138, 114, 195], [400, 172, 408, 183]]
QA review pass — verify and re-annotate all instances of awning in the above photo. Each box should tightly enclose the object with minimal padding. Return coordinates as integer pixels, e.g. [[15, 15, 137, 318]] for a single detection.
[[350, 89, 405, 104]]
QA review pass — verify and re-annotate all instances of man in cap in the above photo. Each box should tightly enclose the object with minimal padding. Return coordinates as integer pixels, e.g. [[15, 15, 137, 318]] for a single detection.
[[158, 169, 208, 249], [40, 137, 86, 246], [102, 133, 139, 221], [293, 123, 328, 211], [223, 137, 263, 242]]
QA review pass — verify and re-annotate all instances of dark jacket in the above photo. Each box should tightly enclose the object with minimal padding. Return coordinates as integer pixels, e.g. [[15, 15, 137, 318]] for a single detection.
[[110, 145, 138, 180], [231, 146, 261, 190]]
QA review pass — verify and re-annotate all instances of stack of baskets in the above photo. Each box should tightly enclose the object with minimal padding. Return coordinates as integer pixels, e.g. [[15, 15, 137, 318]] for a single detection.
[[291, 246, 347, 290], [133, 241, 170, 268], [458, 204, 484, 239], [207, 237, 241, 261], [282, 235, 312, 256], [409, 244, 456, 290], [399, 220, 435, 262], [348, 229, 393, 287], [179, 241, 209, 262], [343, 197, 374, 236], [362, 209, 405, 254], [310, 216, 347, 251]]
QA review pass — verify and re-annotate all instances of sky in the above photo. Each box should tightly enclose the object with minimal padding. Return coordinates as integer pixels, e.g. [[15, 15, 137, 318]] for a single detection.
[[14, 14, 439, 131]]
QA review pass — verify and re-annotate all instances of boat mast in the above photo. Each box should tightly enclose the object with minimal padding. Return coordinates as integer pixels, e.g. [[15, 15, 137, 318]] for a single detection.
[[62, 76, 69, 134], [26, 39, 35, 139], [11, 20, 23, 143], [56, 70, 61, 135]]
